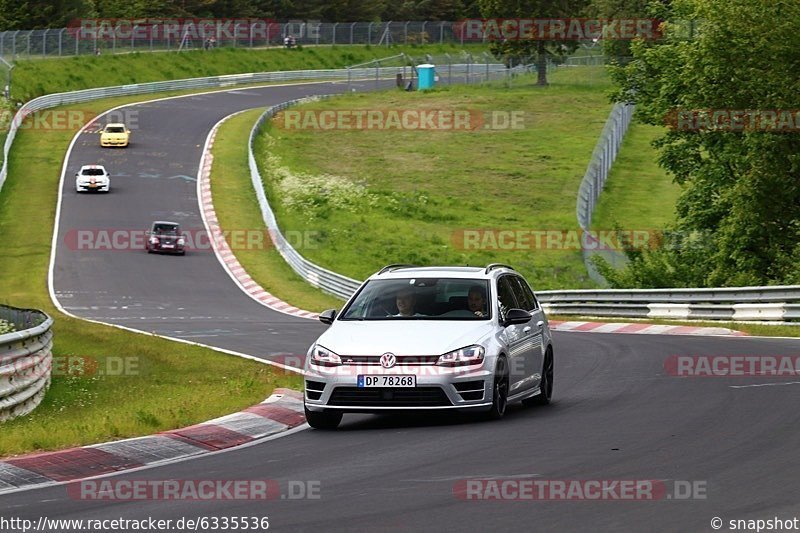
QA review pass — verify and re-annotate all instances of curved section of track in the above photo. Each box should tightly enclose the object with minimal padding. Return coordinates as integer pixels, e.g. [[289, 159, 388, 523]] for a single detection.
[[3, 80, 798, 530], [51, 82, 369, 363]]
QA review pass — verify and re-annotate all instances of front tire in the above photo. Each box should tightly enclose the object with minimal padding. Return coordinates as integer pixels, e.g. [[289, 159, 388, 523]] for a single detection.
[[304, 405, 342, 430], [485, 356, 509, 420]]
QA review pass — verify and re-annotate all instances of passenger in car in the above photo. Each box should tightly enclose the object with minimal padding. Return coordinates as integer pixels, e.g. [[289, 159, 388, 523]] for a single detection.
[[468, 285, 487, 317]]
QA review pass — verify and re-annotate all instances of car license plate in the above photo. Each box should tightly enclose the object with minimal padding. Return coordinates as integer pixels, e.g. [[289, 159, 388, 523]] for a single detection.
[[162, 244, 174, 248], [357, 375, 416, 388]]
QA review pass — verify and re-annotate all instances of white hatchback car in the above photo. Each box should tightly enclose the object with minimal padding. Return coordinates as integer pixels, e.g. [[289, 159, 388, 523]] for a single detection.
[[75, 165, 110, 193], [304, 264, 554, 429]]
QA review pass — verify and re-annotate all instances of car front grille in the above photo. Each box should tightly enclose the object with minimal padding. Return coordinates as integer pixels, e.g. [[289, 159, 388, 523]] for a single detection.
[[340, 355, 439, 366], [328, 387, 451, 407]]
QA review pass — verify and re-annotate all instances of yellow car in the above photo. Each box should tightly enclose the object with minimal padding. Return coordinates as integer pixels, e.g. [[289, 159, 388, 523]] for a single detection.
[[100, 123, 130, 147]]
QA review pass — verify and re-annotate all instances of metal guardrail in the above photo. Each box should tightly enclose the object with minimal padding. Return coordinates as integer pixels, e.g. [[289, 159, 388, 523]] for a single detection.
[[537, 288, 800, 321], [248, 96, 364, 301], [0, 305, 54, 421], [576, 102, 635, 284]]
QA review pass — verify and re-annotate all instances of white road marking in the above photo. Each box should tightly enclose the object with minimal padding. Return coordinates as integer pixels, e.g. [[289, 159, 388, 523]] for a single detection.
[[730, 381, 800, 389]]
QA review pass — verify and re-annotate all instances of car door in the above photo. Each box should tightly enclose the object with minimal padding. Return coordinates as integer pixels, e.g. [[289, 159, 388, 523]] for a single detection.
[[509, 276, 546, 391], [496, 275, 529, 395]]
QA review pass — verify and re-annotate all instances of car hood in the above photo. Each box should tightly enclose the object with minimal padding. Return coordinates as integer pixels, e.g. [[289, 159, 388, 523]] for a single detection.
[[314, 320, 495, 356]]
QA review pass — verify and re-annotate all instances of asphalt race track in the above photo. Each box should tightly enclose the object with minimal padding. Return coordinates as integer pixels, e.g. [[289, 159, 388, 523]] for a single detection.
[[51, 81, 375, 363], [3, 81, 800, 531]]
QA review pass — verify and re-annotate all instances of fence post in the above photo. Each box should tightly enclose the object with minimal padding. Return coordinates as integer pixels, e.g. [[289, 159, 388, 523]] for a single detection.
[[112, 29, 116, 54], [131, 25, 136, 50], [350, 22, 356, 45], [439, 22, 445, 44], [59, 28, 64, 56], [421, 21, 427, 44], [27, 31, 32, 57], [404, 22, 409, 44], [368, 22, 374, 45], [332, 23, 338, 45], [42, 29, 48, 57]]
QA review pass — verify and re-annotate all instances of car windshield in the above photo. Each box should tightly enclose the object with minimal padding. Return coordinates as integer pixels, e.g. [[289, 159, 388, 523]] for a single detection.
[[339, 278, 491, 321], [105, 126, 125, 133], [153, 224, 179, 235], [81, 168, 105, 176]]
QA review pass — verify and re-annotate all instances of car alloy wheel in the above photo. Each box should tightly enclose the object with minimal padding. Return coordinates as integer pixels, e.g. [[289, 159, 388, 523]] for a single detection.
[[486, 356, 509, 420]]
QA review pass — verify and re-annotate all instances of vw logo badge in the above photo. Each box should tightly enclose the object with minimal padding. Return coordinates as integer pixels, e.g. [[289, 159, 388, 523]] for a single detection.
[[380, 352, 397, 368]]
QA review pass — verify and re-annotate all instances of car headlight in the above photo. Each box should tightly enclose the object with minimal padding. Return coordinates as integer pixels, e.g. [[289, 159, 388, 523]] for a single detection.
[[150, 237, 159, 244], [436, 345, 485, 367], [177, 238, 185, 246], [310, 344, 341, 367]]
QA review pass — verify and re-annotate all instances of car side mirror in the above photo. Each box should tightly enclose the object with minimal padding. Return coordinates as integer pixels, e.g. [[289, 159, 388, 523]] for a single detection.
[[503, 308, 531, 327], [318, 309, 337, 325], [145, 231, 151, 235]]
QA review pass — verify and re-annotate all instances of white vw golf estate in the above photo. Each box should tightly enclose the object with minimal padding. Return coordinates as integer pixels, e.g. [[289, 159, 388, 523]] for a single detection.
[[303, 264, 554, 429]]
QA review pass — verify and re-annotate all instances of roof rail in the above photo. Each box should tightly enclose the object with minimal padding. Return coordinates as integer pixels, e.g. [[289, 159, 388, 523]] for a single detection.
[[378, 264, 419, 275], [484, 263, 515, 274]]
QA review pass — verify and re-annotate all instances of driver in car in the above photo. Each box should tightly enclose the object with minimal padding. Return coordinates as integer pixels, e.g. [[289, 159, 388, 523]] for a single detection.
[[394, 287, 423, 317]]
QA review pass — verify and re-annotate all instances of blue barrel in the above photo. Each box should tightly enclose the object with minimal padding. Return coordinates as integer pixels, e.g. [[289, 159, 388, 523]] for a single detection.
[[417, 64, 436, 90]]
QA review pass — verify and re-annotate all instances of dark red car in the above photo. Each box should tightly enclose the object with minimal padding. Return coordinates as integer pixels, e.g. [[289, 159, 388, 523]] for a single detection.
[[145, 221, 186, 255]]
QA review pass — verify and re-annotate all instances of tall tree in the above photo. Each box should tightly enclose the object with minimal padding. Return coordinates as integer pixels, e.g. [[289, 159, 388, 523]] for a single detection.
[[478, 0, 590, 85], [600, 0, 800, 287]]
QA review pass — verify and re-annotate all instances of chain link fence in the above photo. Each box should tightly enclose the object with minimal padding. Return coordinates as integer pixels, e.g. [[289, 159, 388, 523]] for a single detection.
[[0, 22, 604, 59]]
